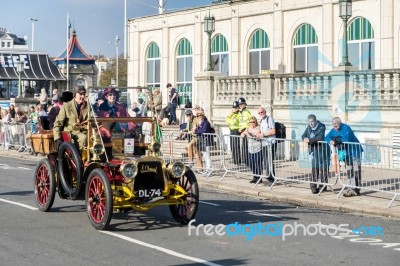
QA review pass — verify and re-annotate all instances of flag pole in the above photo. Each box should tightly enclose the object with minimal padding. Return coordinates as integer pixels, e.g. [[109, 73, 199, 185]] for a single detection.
[[66, 12, 70, 91]]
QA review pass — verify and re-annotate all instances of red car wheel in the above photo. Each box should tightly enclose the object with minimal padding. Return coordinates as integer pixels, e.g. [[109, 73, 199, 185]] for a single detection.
[[33, 158, 56, 212], [85, 169, 113, 230], [169, 170, 199, 224]]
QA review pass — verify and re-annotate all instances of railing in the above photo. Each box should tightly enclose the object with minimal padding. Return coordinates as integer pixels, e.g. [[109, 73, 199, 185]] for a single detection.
[[161, 131, 400, 207]]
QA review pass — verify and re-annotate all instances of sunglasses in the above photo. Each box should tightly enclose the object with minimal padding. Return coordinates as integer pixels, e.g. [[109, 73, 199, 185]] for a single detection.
[[250, 121, 256, 123], [186, 114, 192, 116]]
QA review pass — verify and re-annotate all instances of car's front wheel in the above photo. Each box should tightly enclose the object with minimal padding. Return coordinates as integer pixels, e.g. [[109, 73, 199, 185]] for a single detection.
[[33, 158, 56, 212], [169, 170, 199, 224], [85, 169, 113, 230]]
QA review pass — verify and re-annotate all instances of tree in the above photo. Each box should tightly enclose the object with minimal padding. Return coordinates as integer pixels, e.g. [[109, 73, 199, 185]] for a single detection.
[[98, 56, 127, 88]]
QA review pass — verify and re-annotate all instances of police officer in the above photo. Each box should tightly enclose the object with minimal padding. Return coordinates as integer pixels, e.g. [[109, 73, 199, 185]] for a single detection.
[[226, 101, 241, 164], [237, 97, 252, 165]]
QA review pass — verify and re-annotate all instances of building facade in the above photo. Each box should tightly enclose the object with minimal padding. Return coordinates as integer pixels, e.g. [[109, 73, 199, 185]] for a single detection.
[[128, 0, 400, 147]]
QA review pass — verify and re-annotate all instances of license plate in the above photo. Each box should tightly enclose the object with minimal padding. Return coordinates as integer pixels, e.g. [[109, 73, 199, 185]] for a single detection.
[[137, 189, 162, 198]]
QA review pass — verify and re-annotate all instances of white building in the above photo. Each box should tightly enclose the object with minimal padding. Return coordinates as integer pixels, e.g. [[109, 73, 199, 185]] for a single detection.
[[0, 27, 28, 51], [128, 0, 399, 103], [128, 0, 400, 146]]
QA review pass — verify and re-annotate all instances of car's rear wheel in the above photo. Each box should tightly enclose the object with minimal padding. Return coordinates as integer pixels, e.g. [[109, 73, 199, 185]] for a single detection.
[[33, 158, 56, 212], [58, 142, 83, 199], [169, 170, 199, 224], [85, 169, 113, 230]]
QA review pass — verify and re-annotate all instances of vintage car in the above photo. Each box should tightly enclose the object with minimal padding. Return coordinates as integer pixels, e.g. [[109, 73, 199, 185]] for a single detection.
[[31, 116, 199, 230]]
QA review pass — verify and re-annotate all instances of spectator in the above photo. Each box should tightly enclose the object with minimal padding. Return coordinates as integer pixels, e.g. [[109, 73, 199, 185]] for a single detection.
[[257, 107, 276, 185], [302, 114, 330, 194], [53, 86, 89, 151], [185, 109, 202, 168], [241, 116, 263, 184], [1, 108, 12, 123], [225, 101, 241, 165], [237, 97, 252, 165], [194, 110, 213, 176], [152, 88, 162, 120], [51, 88, 59, 105], [37, 104, 47, 117], [48, 91, 74, 129], [144, 89, 153, 116], [325, 117, 363, 197], [28, 106, 39, 124], [9, 104, 16, 119], [39, 88, 48, 112], [98, 87, 129, 118], [137, 87, 146, 103], [15, 110, 28, 151], [167, 83, 178, 125], [135, 98, 145, 117]]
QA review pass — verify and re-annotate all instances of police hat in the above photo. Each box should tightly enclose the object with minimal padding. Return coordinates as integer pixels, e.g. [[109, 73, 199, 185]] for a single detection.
[[232, 101, 239, 108], [237, 97, 246, 105]]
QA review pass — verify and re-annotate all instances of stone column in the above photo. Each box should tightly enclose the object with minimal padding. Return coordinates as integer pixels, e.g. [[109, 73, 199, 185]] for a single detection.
[[194, 71, 222, 119]]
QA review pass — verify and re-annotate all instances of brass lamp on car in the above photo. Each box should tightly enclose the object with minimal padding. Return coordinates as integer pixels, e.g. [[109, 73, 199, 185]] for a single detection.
[[89, 132, 105, 161]]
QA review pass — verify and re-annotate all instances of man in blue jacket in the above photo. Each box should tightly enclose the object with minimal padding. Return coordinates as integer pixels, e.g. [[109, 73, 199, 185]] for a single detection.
[[325, 117, 363, 197]]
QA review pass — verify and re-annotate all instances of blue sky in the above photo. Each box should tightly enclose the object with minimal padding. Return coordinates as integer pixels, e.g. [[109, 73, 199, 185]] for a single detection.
[[1, 0, 212, 57]]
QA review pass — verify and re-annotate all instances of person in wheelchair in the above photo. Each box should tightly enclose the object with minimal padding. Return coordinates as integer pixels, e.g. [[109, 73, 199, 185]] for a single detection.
[[53, 86, 89, 151]]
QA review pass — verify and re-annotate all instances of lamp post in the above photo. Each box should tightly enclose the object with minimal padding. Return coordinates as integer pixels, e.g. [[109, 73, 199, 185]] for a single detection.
[[115, 34, 120, 87], [29, 17, 38, 51], [124, 0, 127, 59], [204, 12, 215, 71], [16, 61, 24, 98], [339, 0, 352, 66]]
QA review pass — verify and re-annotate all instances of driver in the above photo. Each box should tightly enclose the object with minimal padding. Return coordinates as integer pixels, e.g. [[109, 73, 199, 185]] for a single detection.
[[53, 86, 89, 151]]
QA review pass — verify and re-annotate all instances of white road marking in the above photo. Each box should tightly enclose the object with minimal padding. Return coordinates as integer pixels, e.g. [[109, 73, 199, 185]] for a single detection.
[[0, 163, 32, 171], [100, 231, 222, 266], [225, 210, 283, 218], [17, 167, 32, 170], [0, 198, 38, 210], [200, 201, 220, 207]]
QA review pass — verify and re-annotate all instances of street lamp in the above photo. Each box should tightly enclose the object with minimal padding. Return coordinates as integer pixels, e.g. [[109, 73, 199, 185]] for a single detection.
[[29, 17, 38, 51], [339, 0, 352, 66], [16, 61, 24, 98], [115, 34, 120, 87], [204, 12, 215, 71]]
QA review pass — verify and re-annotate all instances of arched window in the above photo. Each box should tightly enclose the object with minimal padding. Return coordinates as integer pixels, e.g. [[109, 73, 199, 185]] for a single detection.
[[249, 29, 270, 74], [211, 34, 229, 75], [176, 38, 192, 106], [293, 23, 318, 73], [348, 17, 375, 70], [146, 42, 161, 88]]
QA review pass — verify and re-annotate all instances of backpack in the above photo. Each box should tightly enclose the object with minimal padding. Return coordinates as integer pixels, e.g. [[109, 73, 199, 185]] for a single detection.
[[274, 122, 286, 141], [266, 117, 286, 142]]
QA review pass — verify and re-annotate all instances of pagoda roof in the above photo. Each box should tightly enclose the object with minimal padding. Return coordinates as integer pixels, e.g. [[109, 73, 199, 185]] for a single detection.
[[53, 29, 95, 65]]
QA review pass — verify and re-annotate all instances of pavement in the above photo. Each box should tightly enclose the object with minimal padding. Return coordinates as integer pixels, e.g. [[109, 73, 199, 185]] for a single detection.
[[2, 147, 400, 220]]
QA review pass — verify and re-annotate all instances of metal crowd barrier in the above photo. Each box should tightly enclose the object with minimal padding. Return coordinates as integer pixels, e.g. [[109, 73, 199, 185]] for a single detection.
[[220, 134, 265, 184], [0, 122, 36, 153], [272, 139, 338, 194], [335, 142, 400, 207], [160, 132, 223, 178]]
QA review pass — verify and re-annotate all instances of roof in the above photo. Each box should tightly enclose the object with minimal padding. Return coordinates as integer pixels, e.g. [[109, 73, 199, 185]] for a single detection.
[[53, 29, 95, 65], [0, 51, 65, 80]]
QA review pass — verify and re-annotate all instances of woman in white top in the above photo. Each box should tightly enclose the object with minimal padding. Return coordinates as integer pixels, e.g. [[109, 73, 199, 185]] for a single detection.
[[241, 116, 263, 184]]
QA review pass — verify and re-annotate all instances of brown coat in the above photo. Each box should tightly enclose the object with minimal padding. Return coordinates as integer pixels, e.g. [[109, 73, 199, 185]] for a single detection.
[[53, 100, 89, 141]]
